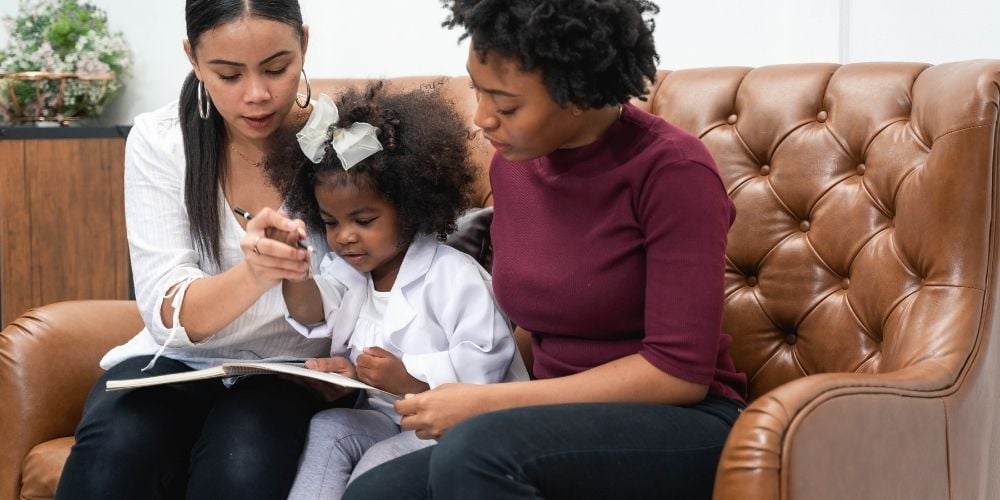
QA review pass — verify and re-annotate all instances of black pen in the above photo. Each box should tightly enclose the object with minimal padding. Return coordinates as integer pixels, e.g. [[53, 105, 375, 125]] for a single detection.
[[234, 207, 312, 251]]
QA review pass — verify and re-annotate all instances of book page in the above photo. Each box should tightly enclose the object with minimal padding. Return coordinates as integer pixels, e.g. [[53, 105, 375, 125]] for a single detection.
[[223, 362, 401, 400], [105, 361, 401, 400], [105, 365, 228, 390]]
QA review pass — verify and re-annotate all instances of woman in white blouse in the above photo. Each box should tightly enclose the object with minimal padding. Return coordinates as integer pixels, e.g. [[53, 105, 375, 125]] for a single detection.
[[55, 1, 336, 499]]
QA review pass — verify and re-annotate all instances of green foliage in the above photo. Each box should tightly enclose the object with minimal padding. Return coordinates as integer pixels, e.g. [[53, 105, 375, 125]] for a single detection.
[[0, 0, 131, 121], [45, 0, 107, 56]]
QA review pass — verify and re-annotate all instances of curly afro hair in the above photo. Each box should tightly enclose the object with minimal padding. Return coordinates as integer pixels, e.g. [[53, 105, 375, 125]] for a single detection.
[[267, 81, 477, 244], [442, 0, 660, 109]]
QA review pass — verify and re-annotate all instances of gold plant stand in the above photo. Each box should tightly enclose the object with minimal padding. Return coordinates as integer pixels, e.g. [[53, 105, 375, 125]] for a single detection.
[[0, 71, 115, 126]]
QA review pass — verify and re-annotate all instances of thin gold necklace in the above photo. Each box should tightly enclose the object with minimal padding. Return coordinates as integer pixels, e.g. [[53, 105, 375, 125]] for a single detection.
[[231, 145, 265, 168]]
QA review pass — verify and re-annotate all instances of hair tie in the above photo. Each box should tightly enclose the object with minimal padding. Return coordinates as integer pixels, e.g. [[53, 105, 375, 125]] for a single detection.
[[296, 93, 383, 169]]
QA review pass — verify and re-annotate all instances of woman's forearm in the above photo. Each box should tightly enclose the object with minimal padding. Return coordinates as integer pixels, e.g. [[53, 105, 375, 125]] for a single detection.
[[396, 353, 711, 440], [160, 261, 274, 341], [487, 354, 709, 411]]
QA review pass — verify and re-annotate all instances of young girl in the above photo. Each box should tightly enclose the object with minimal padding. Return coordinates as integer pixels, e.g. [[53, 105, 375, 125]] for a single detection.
[[266, 82, 528, 500]]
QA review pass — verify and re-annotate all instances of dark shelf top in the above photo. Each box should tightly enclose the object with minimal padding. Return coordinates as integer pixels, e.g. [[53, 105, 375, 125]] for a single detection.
[[0, 124, 130, 140]]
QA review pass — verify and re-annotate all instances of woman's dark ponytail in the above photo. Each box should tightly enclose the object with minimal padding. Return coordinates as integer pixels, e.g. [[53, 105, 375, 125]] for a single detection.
[[179, 71, 226, 266]]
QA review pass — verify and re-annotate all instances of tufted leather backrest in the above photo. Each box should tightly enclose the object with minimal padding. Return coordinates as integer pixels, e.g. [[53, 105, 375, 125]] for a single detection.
[[649, 61, 1000, 401]]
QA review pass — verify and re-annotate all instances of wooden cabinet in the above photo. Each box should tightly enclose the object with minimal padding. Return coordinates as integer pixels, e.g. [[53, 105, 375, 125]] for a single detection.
[[0, 130, 130, 327]]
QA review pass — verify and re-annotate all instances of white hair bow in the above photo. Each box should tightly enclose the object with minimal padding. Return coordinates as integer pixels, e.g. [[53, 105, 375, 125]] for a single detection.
[[296, 93, 383, 169]]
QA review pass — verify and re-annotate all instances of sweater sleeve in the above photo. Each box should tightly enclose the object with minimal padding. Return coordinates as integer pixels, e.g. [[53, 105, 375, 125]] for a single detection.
[[637, 159, 733, 385]]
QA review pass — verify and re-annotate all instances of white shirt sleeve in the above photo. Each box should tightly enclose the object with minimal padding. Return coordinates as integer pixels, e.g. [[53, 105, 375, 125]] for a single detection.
[[284, 253, 357, 347], [402, 254, 526, 387], [124, 105, 207, 347]]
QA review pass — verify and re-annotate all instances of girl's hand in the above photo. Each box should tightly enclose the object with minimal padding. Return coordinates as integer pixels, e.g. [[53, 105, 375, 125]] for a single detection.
[[295, 356, 359, 403], [240, 207, 311, 286], [305, 356, 357, 380], [356, 347, 429, 396], [395, 383, 495, 440]]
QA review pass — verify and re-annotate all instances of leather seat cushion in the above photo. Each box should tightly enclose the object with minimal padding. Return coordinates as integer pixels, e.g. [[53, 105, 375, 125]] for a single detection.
[[21, 437, 73, 500]]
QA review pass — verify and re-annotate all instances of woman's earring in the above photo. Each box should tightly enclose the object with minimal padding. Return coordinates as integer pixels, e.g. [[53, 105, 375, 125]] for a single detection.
[[197, 80, 212, 120], [297, 68, 312, 108]]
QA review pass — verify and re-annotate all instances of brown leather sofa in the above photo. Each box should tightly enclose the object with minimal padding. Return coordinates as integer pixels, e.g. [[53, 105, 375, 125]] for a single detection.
[[2, 60, 999, 499]]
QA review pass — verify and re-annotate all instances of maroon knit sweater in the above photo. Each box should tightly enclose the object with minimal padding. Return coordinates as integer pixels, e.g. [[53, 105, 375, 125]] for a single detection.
[[490, 103, 746, 403]]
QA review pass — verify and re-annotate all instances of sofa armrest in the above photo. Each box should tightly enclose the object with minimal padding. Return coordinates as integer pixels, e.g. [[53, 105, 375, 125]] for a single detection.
[[714, 366, 955, 500], [0, 300, 141, 500]]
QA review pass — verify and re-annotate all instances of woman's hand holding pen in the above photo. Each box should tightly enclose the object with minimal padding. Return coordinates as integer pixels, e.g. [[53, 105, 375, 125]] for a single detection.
[[238, 207, 312, 287]]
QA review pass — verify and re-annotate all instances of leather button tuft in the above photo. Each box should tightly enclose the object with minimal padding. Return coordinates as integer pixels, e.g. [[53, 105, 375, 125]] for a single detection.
[[799, 220, 811, 232], [841, 278, 850, 289], [760, 165, 770, 176], [785, 333, 798, 345], [817, 110, 828, 122], [727, 114, 738, 125], [747, 276, 758, 287], [856, 164, 866, 175]]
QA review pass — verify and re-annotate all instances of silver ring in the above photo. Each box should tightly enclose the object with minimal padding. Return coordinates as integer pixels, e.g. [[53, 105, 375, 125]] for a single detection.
[[252, 236, 262, 255]]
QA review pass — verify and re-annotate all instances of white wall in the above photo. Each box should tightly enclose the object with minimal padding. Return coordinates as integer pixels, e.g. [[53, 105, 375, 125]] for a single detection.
[[1, 0, 997, 125], [847, 0, 1000, 63]]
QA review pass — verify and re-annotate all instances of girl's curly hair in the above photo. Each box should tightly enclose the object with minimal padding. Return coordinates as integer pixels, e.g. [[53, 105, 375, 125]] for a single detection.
[[442, 0, 660, 109], [266, 81, 477, 244]]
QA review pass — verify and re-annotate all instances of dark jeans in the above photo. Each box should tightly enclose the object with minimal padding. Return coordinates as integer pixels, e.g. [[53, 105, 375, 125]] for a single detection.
[[343, 394, 743, 500], [54, 355, 328, 500]]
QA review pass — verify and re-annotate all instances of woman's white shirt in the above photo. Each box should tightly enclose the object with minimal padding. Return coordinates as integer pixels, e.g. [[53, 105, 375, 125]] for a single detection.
[[101, 100, 331, 370]]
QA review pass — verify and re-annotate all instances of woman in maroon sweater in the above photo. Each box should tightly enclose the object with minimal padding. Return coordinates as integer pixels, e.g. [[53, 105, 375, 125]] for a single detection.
[[345, 1, 746, 499]]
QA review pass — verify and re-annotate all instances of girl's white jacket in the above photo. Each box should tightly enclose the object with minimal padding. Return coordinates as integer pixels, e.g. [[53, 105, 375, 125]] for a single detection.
[[286, 235, 529, 388]]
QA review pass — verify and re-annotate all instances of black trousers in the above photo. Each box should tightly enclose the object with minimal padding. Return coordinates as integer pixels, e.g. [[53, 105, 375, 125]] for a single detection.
[[55, 355, 327, 500], [344, 395, 743, 500]]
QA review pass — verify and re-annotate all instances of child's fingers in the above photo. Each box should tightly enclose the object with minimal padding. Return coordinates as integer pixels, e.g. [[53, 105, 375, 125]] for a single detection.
[[363, 346, 392, 358], [306, 356, 354, 373], [264, 223, 311, 255], [327, 356, 355, 372], [265, 228, 308, 255], [356, 353, 374, 369], [282, 227, 303, 246], [266, 224, 307, 245]]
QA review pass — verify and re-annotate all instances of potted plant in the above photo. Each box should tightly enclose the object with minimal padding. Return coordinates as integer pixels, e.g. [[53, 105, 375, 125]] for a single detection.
[[0, 0, 131, 124]]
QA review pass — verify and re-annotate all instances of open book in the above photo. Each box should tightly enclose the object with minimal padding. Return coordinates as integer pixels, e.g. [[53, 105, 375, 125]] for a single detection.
[[105, 361, 401, 400]]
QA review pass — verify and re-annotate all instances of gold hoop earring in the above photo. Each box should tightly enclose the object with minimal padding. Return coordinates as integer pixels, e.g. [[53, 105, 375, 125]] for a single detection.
[[297, 68, 311, 108], [197, 80, 212, 119]]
